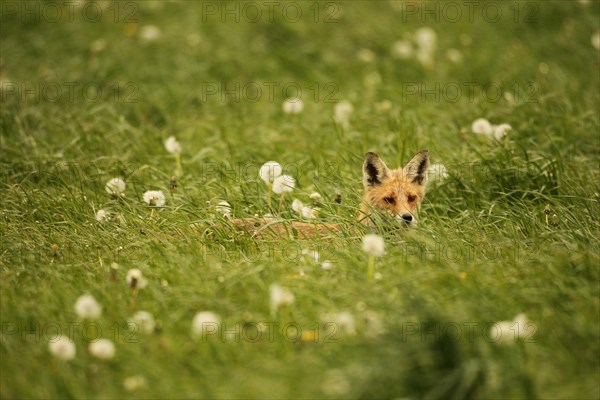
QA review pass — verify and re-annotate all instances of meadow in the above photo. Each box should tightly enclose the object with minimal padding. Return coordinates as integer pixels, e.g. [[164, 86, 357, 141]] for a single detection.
[[1, 0, 599, 398]]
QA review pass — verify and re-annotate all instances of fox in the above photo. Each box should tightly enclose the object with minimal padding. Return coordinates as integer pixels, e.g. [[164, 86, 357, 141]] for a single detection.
[[225, 150, 430, 239]]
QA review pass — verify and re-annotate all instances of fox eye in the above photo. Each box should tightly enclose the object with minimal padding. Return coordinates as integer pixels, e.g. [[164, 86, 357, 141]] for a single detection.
[[383, 196, 395, 204], [407, 194, 417, 202]]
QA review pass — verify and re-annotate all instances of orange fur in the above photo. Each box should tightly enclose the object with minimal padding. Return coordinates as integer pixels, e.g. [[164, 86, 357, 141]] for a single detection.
[[196, 151, 430, 239]]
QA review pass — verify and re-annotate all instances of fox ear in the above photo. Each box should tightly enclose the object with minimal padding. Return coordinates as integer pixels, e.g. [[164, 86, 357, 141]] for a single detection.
[[363, 152, 390, 187], [404, 150, 430, 186]]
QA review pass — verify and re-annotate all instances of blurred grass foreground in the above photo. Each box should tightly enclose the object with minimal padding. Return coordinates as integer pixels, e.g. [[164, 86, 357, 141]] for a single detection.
[[1, 1, 599, 399]]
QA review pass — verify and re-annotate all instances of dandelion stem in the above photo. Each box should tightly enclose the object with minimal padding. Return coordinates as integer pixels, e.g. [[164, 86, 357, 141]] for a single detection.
[[278, 193, 285, 214], [150, 208, 156, 219], [175, 153, 183, 177], [130, 289, 138, 312], [367, 255, 375, 281], [268, 182, 273, 210]]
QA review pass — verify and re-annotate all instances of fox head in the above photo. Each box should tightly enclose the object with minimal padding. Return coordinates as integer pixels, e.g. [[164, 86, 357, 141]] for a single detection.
[[361, 150, 429, 229]]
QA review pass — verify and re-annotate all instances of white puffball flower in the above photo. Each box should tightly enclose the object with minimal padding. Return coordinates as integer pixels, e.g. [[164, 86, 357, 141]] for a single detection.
[[493, 123, 512, 140], [74, 294, 102, 319], [489, 319, 516, 344], [446, 48, 463, 63], [375, 99, 393, 112], [269, 283, 295, 314], [292, 199, 304, 213], [362, 234, 385, 257], [126, 268, 147, 290], [302, 249, 320, 263], [164, 136, 181, 154], [323, 311, 356, 335], [309, 192, 322, 202], [89, 339, 116, 360], [139, 25, 162, 42], [90, 38, 107, 53], [513, 313, 532, 339], [105, 177, 126, 195], [363, 310, 385, 338], [471, 118, 494, 135], [489, 313, 531, 344], [123, 375, 147, 392], [321, 260, 333, 270], [259, 161, 282, 184], [391, 39, 414, 59], [282, 98, 304, 114], [216, 200, 232, 218], [415, 27, 437, 50], [95, 209, 108, 222], [356, 48, 375, 63], [129, 311, 156, 334], [191, 311, 221, 338], [143, 190, 166, 207], [592, 32, 600, 50], [301, 206, 318, 219], [334, 101, 354, 126], [272, 175, 295, 194], [48, 336, 76, 361], [428, 163, 449, 185]]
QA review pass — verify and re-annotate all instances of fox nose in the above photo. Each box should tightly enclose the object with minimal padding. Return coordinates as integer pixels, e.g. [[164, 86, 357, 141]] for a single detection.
[[401, 214, 413, 223]]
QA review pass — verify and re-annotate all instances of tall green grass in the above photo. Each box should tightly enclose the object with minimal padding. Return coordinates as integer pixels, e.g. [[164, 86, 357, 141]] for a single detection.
[[1, 1, 599, 398]]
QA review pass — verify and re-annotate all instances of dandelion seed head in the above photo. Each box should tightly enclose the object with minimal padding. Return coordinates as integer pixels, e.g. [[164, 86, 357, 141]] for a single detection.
[[301, 206, 318, 219], [282, 98, 304, 114], [391, 39, 413, 59], [292, 199, 304, 213], [164, 136, 181, 154], [357, 48, 375, 63], [129, 311, 156, 334], [48, 336, 76, 361], [75, 294, 102, 319], [191, 311, 221, 338], [269, 283, 295, 313], [95, 209, 108, 222], [446, 48, 462, 63], [143, 190, 166, 207], [272, 175, 295, 194], [89, 339, 116, 360], [592, 32, 600, 50], [471, 118, 494, 135], [187, 33, 202, 47], [216, 200, 232, 218], [123, 375, 147, 392], [321, 260, 333, 270], [309, 192, 322, 201], [139, 25, 162, 42], [334, 101, 354, 126], [90, 38, 107, 53], [323, 311, 356, 335], [105, 177, 126, 195], [362, 234, 385, 257], [415, 27, 437, 50], [489, 320, 515, 344], [259, 161, 282, 183], [126, 268, 147, 289], [302, 249, 320, 263], [493, 123, 512, 140], [363, 310, 385, 337]]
